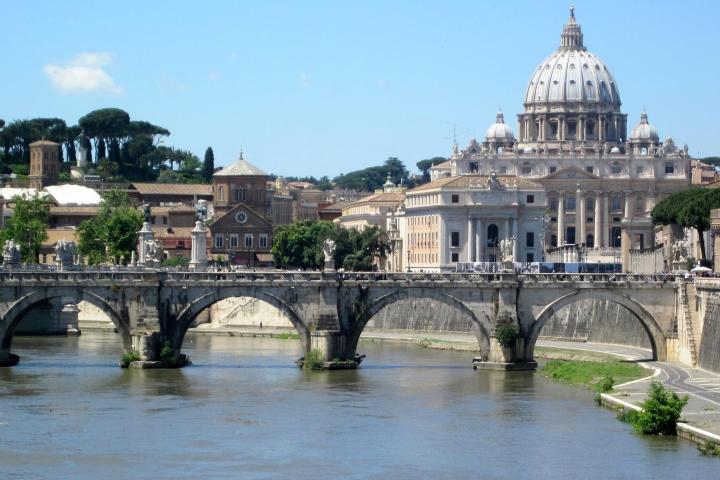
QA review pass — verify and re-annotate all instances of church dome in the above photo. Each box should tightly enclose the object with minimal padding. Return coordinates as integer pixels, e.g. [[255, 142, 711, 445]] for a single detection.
[[485, 111, 515, 142], [524, 8, 621, 110], [630, 111, 659, 141]]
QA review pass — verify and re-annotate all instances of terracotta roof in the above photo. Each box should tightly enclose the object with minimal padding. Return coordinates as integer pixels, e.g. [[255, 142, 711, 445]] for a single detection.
[[29, 139, 60, 147], [349, 192, 405, 206], [409, 174, 542, 192], [148, 205, 196, 214], [130, 183, 212, 196], [430, 160, 452, 169], [214, 155, 267, 177]]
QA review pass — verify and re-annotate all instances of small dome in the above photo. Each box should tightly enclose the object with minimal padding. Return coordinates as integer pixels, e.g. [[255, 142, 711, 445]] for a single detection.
[[485, 111, 515, 142], [610, 147, 620, 154], [630, 111, 659, 141]]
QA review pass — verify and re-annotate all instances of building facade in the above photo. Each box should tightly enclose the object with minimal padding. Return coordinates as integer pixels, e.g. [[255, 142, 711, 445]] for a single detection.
[[399, 8, 691, 272]]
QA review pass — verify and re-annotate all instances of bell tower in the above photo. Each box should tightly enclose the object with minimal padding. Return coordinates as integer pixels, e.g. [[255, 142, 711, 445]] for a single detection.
[[28, 139, 60, 189]]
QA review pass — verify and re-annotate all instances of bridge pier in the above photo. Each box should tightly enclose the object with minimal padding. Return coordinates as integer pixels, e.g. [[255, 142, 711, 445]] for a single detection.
[[0, 349, 19, 367]]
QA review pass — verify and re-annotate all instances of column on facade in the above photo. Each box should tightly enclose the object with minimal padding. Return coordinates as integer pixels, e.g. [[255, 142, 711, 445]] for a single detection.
[[598, 115, 604, 141], [624, 191, 633, 220], [511, 218, 518, 261], [467, 218, 475, 262], [602, 193, 610, 247], [560, 116, 565, 142], [475, 219, 483, 263], [504, 218, 510, 245], [577, 188, 586, 245], [594, 191, 602, 249], [557, 192, 565, 246], [578, 116, 585, 141]]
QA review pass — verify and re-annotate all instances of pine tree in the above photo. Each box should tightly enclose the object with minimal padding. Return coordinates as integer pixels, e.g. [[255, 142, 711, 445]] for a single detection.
[[202, 146, 215, 182]]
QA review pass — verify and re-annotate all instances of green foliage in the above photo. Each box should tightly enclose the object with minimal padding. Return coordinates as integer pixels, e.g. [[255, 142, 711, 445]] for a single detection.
[[699, 157, 720, 167], [303, 349, 324, 370], [202, 147, 215, 182], [494, 324, 519, 348], [333, 157, 415, 191], [271, 221, 390, 271], [597, 375, 615, 393], [161, 256, 189, 267], [77, 190, 144, 265], [651, 189, 720, 259], [160, 342, 175, 363], [275, 332, 300, 340], [541, 359, 646, 390], [416, 156, 446, 184], [120, 350, 141, 367], [0, 194, 50, 262], [630, 382, 688, 435], [698, 441, 720, 456]]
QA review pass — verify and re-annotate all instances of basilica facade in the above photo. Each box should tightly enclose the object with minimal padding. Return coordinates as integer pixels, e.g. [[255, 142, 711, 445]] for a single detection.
[[398, 7, 691, 272]]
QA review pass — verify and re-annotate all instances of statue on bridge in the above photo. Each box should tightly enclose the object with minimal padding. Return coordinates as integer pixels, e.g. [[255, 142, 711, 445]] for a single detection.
[[500, 237, 514, 263], [144, 239, 162, 264], [2, 239, 22, 266], [322, 238, 336, 271], [54, 240, 77, 270]]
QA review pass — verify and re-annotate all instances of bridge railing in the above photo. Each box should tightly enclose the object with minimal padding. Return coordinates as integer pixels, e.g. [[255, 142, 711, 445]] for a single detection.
[[0, 268, 678, 284]]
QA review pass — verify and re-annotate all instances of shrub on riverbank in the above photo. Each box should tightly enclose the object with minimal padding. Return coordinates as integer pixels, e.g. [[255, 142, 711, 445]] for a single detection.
[[120, 350, 140, 367], [303, 349, 324, 370], [619, 382, 688, 435], [541, 359, 645, 391], [494, 324, 519, 348]]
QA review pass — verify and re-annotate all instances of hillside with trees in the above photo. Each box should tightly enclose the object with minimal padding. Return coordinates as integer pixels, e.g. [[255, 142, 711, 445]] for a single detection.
[[0, 108, 210, 184]]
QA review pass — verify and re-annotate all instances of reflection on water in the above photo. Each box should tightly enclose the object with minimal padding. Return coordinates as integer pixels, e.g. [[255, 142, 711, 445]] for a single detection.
[[0, 333, 713, 480]]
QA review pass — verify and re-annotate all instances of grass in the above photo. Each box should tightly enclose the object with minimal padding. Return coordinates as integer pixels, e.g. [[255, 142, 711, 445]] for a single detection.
[[541, 359, 647, 391], [120, 350, 141, 368], [698, 441, 720, 456], [275, 332, 300, 340], [303, 349, 324, 370]]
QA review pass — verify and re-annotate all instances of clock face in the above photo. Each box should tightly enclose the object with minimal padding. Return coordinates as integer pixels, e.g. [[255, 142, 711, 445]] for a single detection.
[[235, 211, 248, 223]]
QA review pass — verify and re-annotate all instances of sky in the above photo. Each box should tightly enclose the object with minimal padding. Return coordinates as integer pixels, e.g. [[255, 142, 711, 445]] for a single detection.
[[3, 0, 719, 177]]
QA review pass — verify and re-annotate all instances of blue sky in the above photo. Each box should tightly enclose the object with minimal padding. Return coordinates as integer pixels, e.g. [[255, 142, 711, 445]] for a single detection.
[[3, 0, 719, 177]]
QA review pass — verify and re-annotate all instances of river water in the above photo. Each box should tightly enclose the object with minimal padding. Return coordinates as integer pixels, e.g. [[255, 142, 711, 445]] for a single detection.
[[0, 333, 714, 479]]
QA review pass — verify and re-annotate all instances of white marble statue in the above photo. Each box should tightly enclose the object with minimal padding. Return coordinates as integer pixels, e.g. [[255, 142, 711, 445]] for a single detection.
[[322, 239, 336, 264], [672, 240, 688, 262], [144, 239, 162, 262], [2, 240, 22, 264], [500, 237, 514, 263]]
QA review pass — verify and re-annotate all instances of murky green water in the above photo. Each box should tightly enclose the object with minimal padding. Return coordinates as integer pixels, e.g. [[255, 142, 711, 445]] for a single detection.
[[0, 334, 714, 479]]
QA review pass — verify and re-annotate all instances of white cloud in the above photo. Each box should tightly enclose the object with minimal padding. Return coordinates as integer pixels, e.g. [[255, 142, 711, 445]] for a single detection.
[[43, 52, 123, 95], [299, 72, 310, 88]]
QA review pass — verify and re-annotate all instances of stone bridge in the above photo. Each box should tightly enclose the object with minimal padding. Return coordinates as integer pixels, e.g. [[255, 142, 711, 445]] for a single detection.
[[0, 270, 681, 369]]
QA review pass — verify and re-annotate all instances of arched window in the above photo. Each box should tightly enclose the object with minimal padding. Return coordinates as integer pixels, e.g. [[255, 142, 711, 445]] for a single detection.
[[566, 227, 576, 245], [586, 234, 594, 248], [487, 224, 499, 248], [611, 227, 622, 248], [550, 234, 558, 248]]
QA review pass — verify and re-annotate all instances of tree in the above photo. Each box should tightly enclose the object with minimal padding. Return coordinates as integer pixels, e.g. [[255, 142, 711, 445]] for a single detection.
[[78, 108, 130, 161], [335, 225, 390, 271], [0, 194, 50, 262], [625, 382, 688, 435], [416, 156, 446, 184], [652, 189, 720, 260], [333, 157, 414, 191], [202, 147, 215, 182], [271, 221, 335, 269], [156, 169, 185, 183], [77, 190, 144, 264]]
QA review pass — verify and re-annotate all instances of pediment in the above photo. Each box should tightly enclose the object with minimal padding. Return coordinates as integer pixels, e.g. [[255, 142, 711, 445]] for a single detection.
[[543, 166, 598, 180], [212, 204, 271, 228]]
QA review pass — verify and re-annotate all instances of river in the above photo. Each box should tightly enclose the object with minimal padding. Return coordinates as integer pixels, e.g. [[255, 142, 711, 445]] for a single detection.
[[0, 333, 714, 479]]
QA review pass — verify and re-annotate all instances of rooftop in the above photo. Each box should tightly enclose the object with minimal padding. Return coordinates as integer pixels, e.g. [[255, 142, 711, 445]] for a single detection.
[[214, 152, 267, 177], [130, 183, 213, 196]]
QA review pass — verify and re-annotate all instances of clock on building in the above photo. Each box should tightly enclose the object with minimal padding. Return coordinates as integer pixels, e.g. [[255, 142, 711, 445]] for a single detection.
[[235, 211, 248, 223]]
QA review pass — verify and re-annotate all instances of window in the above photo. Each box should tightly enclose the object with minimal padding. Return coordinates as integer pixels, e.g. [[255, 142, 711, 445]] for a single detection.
[[230, 234, 239, 248], [469, 162, 478, 173], [586, 197, 594, 211], [549, 166, 557, 173], [611, 227, 622, 247], [218, 186, 225, 202], [550, 234, 558, 247], [259, 234, 268, 249], [566, 195, 576, 211], [499, 166, 507, 174], [665, 162, 674, 174], [451, 231, 460, 247], [244, 234, 253, 248], [451, 194, 459, 203], [526, 253, 534, 262], [636, 196, 645, 212], [526, 194, 535, 204], [611, 196, 622, 212], [636, 166, 644, 175], [162, 216, 168, 225], [214, 234, 224, 248], [451, 252, 459, 263], [611, 163, 622, 174], [150, 216, 156, 225], [586, 166, 594, 173], [549, 197, 558, 210], [586, 234, 594, 248], [521, 165, 532, 175], [526, 232, 535, 248], [566, 226, 576, 245]]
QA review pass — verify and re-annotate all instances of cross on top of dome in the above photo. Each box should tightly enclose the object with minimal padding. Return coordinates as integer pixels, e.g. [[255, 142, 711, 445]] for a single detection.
[[561, 6, 584, 49]]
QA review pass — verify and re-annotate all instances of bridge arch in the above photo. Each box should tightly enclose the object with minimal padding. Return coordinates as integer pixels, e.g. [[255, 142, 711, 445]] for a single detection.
[[347, 288, 492, 359], [525, 289, 667, 361], [173, 290, 310, 353], [0, 289, 131, 358]]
